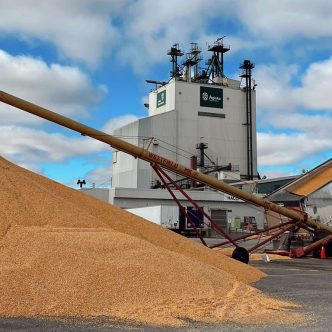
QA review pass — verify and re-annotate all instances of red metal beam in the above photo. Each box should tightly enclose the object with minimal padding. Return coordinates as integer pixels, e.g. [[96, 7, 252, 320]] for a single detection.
[[248, 220, 304, 253], [152, 164, 208, 246], [153, 164, 238, 247], [209, 220, 296, 249], [290, 235, 332, 258]]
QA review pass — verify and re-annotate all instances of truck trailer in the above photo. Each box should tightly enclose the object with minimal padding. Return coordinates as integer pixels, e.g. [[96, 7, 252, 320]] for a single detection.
[[126, 205, 179, 230]]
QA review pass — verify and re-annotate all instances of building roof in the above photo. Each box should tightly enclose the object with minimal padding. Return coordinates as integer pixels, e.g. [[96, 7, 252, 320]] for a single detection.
[[267, 158, 332, 201], [232, 175, 298, 195], [288, 159, 332, 196]]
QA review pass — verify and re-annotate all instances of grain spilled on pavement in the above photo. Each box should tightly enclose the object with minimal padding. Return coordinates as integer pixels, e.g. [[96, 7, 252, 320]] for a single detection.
[[0, 157, 305, 327]]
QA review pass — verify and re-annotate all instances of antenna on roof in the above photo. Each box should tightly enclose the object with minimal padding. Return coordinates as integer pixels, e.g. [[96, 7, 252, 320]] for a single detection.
[[206, 37, 230, 82], [167, 43, 184, 78], [145, 80, 167, 89], [182, 43, 202, 82]]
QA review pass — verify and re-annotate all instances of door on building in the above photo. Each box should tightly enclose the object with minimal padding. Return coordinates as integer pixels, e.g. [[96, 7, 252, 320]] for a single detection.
[[210, 209, 228, 236]]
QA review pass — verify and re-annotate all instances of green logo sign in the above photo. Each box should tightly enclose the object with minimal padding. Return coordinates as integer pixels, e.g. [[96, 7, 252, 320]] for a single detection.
[[200, 86, 223, 108], [157, 90, 166, 108]]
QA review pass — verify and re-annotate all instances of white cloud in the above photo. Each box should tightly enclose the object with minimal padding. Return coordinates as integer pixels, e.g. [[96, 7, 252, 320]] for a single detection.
[[0, 50, 106, 124], [85, 164, 113, 187], [115, 0, 332, 72], [294, 57, 332, 110], [0, 0, 228, 73], [236, 0, 332, 41], [253, 57, 332, 171], [272, 113, 332, 139], [255, 60, 332, 168], [254, 64, 298, 113], [0, 125, 106, 164], [258, 132, 332, 166], [102, 114, 140, 134], [0, 114, 140, 172], [226, 36, 265, 55], [0, 0, 127, 66], [1, 0, 331, 72], [118, 0, 229, 72], [255, 58, 332, 129]]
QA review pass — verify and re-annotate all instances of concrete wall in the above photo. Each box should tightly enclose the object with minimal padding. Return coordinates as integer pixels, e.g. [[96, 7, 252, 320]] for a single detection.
[[80, 187, 266, 230], [112, 120, 139, 188], [148, 79, 176, 116], [80, 188, 110, 203], [112, 110, 180, 188]]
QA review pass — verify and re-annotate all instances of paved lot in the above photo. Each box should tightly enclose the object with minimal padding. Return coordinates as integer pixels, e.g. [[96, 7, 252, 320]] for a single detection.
[[190, 236, 276, 251], [250, 258, 332, 332], [0, 258, 331, 331]]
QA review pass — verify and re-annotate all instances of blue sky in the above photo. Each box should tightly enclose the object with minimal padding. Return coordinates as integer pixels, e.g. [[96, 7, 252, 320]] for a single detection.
[[0, 0, 331, 187]]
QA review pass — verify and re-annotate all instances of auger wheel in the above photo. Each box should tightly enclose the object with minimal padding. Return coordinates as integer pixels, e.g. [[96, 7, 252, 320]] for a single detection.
[[231, 247, 249, 264]]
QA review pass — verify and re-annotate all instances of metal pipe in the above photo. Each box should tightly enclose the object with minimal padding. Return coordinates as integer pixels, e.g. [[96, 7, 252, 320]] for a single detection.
[[290, 235, 332, 258], [209, 220, 296, 249], [248, 68, 253, 180], [248, 220, 303, 253], [1, 90, 332, 234]]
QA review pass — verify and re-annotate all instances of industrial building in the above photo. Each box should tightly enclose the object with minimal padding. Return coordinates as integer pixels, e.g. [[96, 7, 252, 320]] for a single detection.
[[112, 39, 258, 189], [267, 158, 332, 226], [83, 39, 266, 235], [78, 39, 332, 238], [1, 68, 332, 257]]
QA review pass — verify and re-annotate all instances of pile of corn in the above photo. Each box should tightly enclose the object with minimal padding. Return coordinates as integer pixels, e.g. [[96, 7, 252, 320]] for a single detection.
[[0, 157, 303, 327]]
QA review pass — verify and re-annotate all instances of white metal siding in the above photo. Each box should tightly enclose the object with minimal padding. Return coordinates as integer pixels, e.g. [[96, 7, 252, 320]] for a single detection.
[[112, 79, 257, 189]]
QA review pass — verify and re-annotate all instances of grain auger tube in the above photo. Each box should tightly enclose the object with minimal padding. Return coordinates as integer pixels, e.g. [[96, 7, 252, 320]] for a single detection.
[[1, 90, 332, 263]]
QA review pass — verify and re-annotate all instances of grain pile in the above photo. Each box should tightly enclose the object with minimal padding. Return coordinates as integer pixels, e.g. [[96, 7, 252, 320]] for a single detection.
[[0, 156, 304, 327]]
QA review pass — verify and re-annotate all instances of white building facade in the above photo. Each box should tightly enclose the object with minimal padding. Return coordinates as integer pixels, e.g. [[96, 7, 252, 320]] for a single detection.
[[112, 77, 257, 189]]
